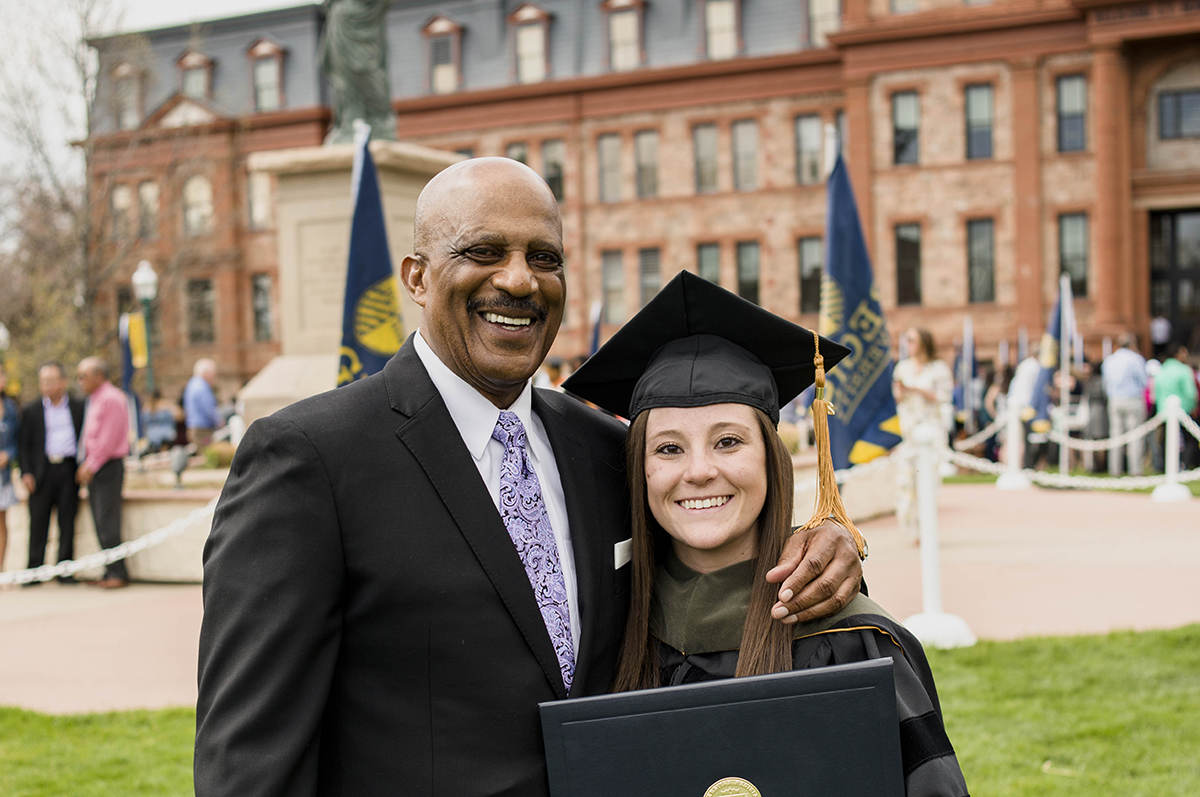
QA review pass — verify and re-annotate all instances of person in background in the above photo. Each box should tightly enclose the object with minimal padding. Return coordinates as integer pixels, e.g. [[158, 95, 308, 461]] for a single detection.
[[1153, 344, 1198, 473], [17, 362, 85, 582], [1080, 359, 1109, 474], [184, 358, 224, 448], [0, 363, 19, 572], [892, 328, 953, 539], [76, 357, 131, 589], [1101, 333, 1148, 477], [145, 389, 182, 454]]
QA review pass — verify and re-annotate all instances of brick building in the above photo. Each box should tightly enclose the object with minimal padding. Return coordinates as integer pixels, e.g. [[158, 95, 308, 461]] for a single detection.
[[87, 0, 1200, 398]]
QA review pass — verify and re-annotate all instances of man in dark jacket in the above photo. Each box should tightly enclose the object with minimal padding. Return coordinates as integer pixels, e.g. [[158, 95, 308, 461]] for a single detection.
[[18, 362, 85, 579]]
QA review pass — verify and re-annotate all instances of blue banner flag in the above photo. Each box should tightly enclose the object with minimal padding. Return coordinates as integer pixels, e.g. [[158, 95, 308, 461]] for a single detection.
[[1028, 278, 1075, 433], [338, 124, 404, 387], [819, 156, 902, 469]]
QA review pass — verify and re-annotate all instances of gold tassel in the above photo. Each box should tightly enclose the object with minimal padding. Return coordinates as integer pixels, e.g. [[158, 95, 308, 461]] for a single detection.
[[797, 330, 868, 560]]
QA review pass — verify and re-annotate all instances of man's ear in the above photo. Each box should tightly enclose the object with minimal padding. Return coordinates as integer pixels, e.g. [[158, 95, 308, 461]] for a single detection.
[[400, 253, 428, 307]]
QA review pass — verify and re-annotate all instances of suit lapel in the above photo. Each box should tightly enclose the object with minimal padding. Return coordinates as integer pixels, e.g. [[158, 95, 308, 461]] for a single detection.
[[533, 390, 612, 698], [386, 342, 570, 699]]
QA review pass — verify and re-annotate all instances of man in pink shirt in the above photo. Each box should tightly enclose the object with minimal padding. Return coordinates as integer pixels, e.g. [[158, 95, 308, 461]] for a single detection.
[[77, 357, 130, 588]]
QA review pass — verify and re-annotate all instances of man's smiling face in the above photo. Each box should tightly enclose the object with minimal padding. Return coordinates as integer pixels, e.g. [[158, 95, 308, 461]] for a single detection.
[[403, 158, 565, 408]]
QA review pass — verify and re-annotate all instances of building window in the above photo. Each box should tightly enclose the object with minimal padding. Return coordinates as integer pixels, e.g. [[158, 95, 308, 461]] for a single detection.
[[423, 16, 463, 94], [732, 119, 758, 191], [795, 114, 822, 185], [891, 0, 918, 12], [639, 247, 661, 306], [634, 130, 658, 199], [965, 84, 993, 160], [736, 241, 759, 304], [799, 237, 822, 314], [110, 184, 132, 240], [506, 142, 529, 164], [248, 171, 273, 231], [704, 0, 738, 60], [248, 39, 285, 112], [608, 7, 640, 71], [1159, 89, 1200, 140], [187, 279, 216, 345], [113, 65, 140, 131], [697, 243, 720, 283], [967, 219, 994, 303], [893, 91, 919, 165], [137, 181, 158, 239], [810, 0, 840, 47], [182, 67, 207, 99], [542, 139, 565, 201], [836, 109, 846, 156], [510, 2, 551, 86], [896, 223, 921, 305], [1057, 75, 1087, 152], [694, 123, 719, 193], [430, 36, 456, 94], [183, 175, 214, 237], [602, 250, 624, 323], [1059, 213, 1088, 297], [252, 274, 274, 342], [253, 58, 281, 111], [178, 50, 212, 100], [598, 133, 621, 202]]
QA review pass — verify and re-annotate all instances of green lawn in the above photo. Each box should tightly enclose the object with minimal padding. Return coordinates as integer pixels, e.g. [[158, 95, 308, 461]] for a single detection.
[[928, 624, 1200, 795], [1, 626, 1198, 795]]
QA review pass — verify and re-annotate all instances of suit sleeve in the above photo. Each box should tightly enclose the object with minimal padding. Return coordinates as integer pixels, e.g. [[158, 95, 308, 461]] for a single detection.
[[195, 415, 345, 797]]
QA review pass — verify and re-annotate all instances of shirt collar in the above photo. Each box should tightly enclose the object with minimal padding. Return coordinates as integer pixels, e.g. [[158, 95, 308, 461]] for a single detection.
[[42, 394, 69, 410], [414, 330, 537, 463]]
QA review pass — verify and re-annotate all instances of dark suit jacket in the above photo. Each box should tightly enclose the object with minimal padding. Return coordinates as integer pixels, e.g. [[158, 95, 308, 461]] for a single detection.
[[17, 395, 85, 487], [195, 341, 632, 797]]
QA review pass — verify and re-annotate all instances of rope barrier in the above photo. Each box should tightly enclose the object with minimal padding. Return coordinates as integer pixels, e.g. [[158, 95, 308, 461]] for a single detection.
[[952, 416, 1005, 451], [0, 498, 217, 586], [945, 448, 1200, 490], [1046, 413, 1165, 452]]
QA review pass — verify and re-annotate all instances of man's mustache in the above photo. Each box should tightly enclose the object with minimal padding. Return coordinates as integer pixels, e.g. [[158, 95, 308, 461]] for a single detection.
[[467, 296, 549, 323]]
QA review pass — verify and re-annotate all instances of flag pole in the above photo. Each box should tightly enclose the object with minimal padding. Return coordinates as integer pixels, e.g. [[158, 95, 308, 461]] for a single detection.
[[1058, 274, 1072, 475]]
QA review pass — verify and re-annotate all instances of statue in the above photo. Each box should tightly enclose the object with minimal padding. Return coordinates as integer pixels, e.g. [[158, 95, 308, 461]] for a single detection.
[[320, 0, 397, 145]]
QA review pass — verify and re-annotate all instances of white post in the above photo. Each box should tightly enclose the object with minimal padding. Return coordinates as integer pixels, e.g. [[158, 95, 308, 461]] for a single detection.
[[903, 423, 976, 648], [1058, 275, 1072, 476], [1152, 395, 1191, 503], [997, 405, 1031, 490]]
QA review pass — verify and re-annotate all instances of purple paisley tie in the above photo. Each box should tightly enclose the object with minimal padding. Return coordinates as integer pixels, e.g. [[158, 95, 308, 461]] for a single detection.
[[492, 411, 575, 692]]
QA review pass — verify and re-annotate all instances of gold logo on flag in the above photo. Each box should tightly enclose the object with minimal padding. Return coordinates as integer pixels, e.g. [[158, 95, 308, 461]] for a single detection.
[[354, 277, 404, 356], [704, 777, 762, 797]]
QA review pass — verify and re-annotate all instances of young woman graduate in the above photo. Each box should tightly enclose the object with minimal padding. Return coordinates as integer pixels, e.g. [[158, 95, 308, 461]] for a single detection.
[[562, 271, 969, 797]]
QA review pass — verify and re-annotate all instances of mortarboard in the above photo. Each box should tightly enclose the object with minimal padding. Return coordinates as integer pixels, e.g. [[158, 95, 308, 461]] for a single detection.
[[562, 270, 868, 559], [562, 270, 850, 425]]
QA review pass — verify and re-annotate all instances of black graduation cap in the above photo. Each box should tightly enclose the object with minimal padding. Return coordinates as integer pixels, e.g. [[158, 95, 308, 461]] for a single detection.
[[563, 271, 850, 425]]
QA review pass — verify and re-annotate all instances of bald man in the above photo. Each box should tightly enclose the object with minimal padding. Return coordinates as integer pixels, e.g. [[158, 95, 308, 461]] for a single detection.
[[195, 158, 864, 796]]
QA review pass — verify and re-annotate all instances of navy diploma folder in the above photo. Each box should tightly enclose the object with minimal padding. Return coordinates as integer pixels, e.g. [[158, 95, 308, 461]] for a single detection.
[[540, 658, 904, 797]]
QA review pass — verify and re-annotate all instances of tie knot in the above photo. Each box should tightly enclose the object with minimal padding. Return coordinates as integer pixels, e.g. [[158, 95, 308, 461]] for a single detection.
[[492, 411, 527, 448]]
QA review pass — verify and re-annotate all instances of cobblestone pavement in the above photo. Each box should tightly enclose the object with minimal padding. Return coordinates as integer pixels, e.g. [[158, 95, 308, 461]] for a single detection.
[[1, 483, 1197, 713]]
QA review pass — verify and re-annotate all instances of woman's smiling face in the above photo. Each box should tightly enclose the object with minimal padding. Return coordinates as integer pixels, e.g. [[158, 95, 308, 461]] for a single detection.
[[643, 403, 768, 573]]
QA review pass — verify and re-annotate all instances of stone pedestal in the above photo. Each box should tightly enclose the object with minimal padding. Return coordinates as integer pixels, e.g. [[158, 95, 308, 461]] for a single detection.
[[240, 141, 462, 425]]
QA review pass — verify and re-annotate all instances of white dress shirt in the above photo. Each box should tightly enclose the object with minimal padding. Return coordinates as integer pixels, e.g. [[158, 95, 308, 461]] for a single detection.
[[42, 395, 78, 459], [414, 332, 580, 652]]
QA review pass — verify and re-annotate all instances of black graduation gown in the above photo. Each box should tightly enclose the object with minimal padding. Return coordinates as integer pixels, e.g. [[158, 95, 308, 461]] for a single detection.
[[650, 556, 970, 797]]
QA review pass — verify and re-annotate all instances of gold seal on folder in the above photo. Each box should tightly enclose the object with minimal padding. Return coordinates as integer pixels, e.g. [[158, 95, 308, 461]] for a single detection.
[[703, 777, 762, 797]]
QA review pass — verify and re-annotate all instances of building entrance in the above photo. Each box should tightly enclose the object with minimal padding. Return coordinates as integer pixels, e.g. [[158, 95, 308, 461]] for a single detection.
[[1150, 209, 1200, 353]]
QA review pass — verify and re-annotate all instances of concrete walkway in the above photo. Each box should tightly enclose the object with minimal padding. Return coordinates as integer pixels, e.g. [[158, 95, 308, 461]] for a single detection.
[[1, 483, 1198, 714]]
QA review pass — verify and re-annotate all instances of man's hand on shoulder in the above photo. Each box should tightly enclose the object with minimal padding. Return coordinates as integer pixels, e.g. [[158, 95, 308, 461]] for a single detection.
[[766, 520, 863, 625]]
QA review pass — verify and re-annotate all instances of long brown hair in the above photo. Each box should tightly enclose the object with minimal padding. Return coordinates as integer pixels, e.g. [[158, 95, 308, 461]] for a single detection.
[[612, 406, 796, 692]]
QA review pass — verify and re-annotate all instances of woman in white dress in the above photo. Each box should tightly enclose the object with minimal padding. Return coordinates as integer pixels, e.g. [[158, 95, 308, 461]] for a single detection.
[[892, 329, 953, 539]]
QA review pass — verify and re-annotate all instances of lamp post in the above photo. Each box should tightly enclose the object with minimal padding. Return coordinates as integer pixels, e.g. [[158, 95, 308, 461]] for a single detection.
[[131, 260, 158, 394]]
